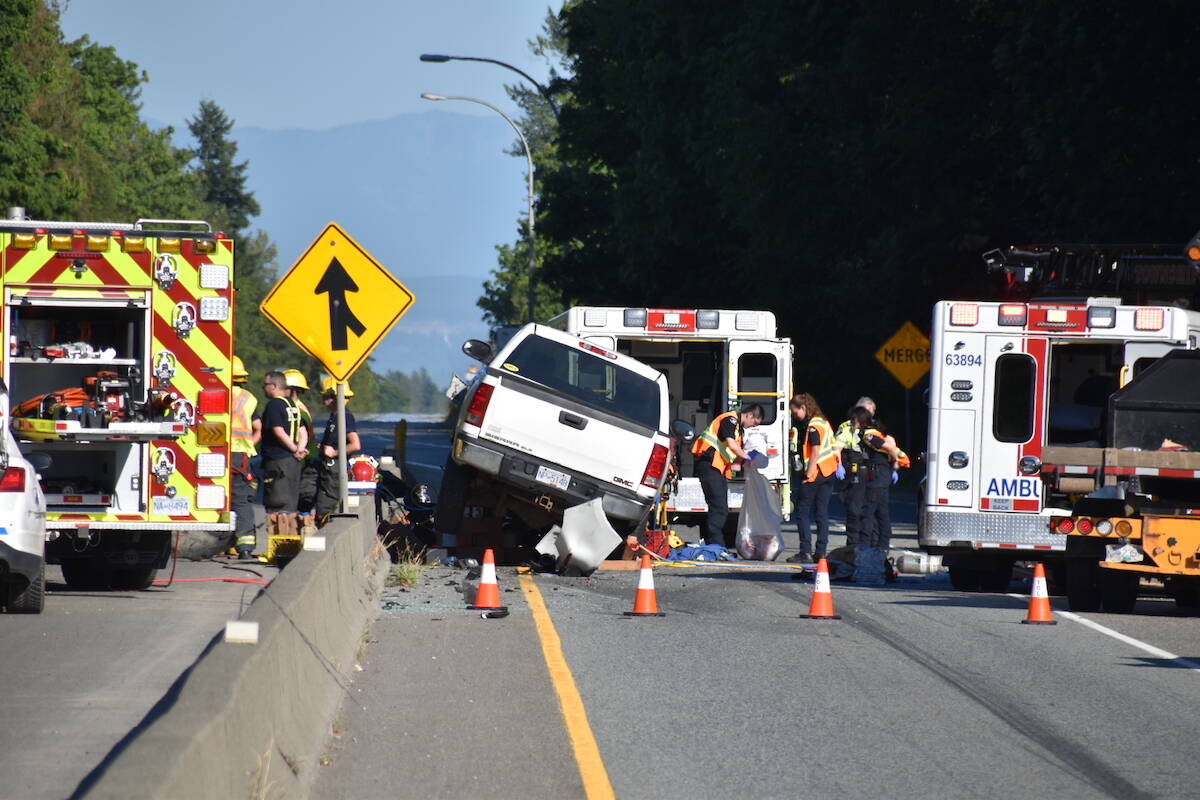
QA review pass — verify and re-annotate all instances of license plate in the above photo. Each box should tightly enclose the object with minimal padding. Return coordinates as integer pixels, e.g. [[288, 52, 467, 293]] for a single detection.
[[535, 465, 571, 490], [152, 496, 190, 516]]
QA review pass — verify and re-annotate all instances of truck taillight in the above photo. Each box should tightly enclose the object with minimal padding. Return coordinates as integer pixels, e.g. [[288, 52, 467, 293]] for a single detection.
[[198, 389, 228, 414], [1057, 518, 1075, 534], [949, 303, 978, 326], [0, 467, 26, 492], [465, 383, 494, 427], [641, 444, 669, 489]]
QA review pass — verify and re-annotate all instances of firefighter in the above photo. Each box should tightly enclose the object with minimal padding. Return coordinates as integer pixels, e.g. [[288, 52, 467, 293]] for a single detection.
[[230, 356, 262, 559], [283, 368, 318, 512], [315, 377, 361, 525], [691, 404, 764, 548], [785, 393, 843, 563], [849, 406, 910, 584], [261, 370, 306, 516]]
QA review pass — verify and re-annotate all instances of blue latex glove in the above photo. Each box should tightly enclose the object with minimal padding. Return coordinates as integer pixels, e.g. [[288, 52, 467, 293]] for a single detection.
[[891, 470, 899, 485], [835, 464, 846, 480], [746, 450, 760, 461]]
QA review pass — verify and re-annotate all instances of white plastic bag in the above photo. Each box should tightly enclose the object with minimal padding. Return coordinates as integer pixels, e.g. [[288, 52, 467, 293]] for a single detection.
[[736, 433, 784, 560]]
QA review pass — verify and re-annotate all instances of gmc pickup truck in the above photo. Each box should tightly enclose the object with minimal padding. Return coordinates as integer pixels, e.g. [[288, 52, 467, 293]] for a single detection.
[[437, 324, 671, 557]]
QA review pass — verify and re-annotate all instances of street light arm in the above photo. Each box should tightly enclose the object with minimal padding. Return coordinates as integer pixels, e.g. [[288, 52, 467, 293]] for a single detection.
[[420, 92, 538, 324], [420, 53, 559, 119]]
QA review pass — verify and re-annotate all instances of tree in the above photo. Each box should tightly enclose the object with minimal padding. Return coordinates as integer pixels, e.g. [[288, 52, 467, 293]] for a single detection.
[[187, 100, 260, 234]]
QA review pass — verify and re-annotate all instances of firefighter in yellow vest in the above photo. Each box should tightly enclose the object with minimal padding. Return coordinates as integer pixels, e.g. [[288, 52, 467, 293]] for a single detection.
[[691, 403, 764, 547], [283, 368, 318, 513], [230, 356, 262, 559], [786, 393, 842, 563]]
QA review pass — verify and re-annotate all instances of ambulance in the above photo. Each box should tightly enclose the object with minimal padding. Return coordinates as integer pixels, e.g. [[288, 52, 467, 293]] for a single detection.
[[548, 307, 792, 530], [921, 244, 1200, 591], [0, 209, 235, 590]]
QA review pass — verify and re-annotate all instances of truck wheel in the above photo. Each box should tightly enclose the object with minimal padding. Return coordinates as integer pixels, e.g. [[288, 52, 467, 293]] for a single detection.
[[948, 565, 982, 591], [1168, 579, 1200, 611], [60, 559, 112, 591], [1065, 559, 1101, 612], [978, 562, 1014, 593], [1099, 570, 1139, 614], [112, 565, 158, 591], [434, 457, 474, 536], [7, 563, 45, 614]]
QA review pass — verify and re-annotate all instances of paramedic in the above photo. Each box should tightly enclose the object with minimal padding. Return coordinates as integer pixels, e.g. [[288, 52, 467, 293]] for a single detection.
[[786, 393, 842, 563], [834, 396, 876, 549], [261, 370, 306, 514], [691, 404, 764, 547], [851, 407, 910, 582], [230, 356, 262, 559]]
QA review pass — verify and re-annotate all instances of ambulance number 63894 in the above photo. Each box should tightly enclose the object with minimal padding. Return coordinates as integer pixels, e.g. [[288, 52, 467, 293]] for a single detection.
[[944, 353, 982, 367]]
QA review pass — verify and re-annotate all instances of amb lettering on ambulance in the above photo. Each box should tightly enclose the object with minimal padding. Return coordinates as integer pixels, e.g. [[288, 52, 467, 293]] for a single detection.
[[981, 477, 1041, 511], [0, 212, 235, 589]]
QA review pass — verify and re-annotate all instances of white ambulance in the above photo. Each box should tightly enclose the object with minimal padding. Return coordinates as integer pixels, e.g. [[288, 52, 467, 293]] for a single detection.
[[548, 307, 792, 530], [921, 246, 1200, 591]]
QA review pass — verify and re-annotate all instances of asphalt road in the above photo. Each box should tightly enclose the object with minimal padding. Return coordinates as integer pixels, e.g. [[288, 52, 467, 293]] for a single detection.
[[313, 563, 1199, 800], [0, 557, 277, 800]]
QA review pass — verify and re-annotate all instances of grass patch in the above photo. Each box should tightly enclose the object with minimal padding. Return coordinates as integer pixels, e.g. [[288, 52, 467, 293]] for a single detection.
[[385, 541, 426, 589]]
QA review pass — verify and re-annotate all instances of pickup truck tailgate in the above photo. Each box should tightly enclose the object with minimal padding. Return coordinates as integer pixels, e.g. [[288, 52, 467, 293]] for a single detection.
[[480, 376, 656, 492]]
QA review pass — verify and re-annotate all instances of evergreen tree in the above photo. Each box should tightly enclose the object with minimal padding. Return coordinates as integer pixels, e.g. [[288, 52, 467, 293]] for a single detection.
[[187, 100, 260, 235]]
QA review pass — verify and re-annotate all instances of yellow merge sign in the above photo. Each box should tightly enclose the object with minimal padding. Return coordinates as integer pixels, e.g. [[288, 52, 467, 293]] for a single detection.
[[260, 222, 415, 381], [875, 321, 931, 390]]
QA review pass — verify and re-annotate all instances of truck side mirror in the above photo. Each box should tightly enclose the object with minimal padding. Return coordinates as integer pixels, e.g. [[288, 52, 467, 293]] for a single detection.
[[462, 339, 494, 363], [671, 419, 695, 442]]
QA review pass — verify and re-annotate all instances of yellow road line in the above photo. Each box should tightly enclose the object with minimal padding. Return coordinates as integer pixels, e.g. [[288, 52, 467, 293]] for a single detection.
[[518, 571, 617, 800]]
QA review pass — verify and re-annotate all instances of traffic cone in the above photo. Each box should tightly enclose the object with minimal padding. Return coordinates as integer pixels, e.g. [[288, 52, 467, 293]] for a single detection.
[[1021, 562, 1057, 625], [800, 558, 842, 620], [624, 554, 665, 617], [468, 548, 507, 612]]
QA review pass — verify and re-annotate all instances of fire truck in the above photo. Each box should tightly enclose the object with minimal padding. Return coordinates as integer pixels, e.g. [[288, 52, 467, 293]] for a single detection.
[[548, 307, 792, 529], [921, 243, 1200, 592], [0, 209, 235, 590]]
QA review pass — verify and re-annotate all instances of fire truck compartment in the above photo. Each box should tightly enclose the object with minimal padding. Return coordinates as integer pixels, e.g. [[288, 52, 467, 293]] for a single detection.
[[22, 441, 142, 515]]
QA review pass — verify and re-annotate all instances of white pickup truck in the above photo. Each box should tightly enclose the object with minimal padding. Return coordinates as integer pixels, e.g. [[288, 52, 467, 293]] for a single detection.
[[437, 324, 671, 554]]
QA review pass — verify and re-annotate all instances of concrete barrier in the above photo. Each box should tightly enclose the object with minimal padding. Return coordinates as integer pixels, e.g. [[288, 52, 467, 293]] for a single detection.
[[77, 504, 386, 799]]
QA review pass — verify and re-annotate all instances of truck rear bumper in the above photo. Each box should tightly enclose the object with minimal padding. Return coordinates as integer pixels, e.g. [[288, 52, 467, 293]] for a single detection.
[[457, 438, 653, 522], [920, 508, 1066, 554]]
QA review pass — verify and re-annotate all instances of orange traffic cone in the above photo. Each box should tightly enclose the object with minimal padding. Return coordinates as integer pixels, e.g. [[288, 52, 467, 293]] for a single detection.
[[800, 558, 841, 620], [624, 554, 665, 617], [468, 549, 508, 612], [1021, 562, 1057, 625]]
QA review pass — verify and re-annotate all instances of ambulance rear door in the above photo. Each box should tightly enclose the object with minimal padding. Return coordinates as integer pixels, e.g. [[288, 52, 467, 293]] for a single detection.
[[978, 333, 1048, 513], [727, 339, 791, 482]]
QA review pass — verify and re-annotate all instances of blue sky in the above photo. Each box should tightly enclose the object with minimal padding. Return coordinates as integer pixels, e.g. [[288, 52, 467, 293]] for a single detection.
[[59, 1, 564, 382], [59, 0, 561, 130]]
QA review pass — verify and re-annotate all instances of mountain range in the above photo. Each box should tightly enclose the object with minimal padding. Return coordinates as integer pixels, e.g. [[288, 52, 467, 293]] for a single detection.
[[230, 111, 531, 385]]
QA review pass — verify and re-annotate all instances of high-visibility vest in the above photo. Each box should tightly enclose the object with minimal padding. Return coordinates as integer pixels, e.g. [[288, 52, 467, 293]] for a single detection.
[[835, 419, 861, 455], [692, 411, 741, 479], [231, 386, 258, 456], [802, 416, 840, 481]]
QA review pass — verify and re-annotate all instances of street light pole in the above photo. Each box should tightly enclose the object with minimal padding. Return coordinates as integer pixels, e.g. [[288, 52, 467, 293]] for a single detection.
[[420, 93, 537, 323], [419, 53, 559, 119]]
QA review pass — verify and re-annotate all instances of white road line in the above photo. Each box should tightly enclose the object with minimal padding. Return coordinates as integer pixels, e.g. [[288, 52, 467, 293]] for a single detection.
[[1007, 593, 1200, 672]]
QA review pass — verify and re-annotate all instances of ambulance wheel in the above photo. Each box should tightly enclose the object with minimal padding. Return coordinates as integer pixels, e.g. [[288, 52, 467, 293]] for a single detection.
[[948, 565, 981, 592], [1065, 559, 1101, 612], [434, 457, 473, 536], [1098, 570, 1139, 614], [60, 559, 112, 591], [978, 562, 1014, 593], [112, 565, 158, 591]]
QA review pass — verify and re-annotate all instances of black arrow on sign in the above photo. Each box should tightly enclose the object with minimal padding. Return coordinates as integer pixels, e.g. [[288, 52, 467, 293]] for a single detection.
[[315, 257, 367, 350]]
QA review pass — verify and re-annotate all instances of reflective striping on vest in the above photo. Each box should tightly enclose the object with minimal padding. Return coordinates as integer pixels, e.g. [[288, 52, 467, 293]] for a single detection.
[[804, 417, 839, 478], [692, 411, 741, 478], [231, 387, 258, 455]]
